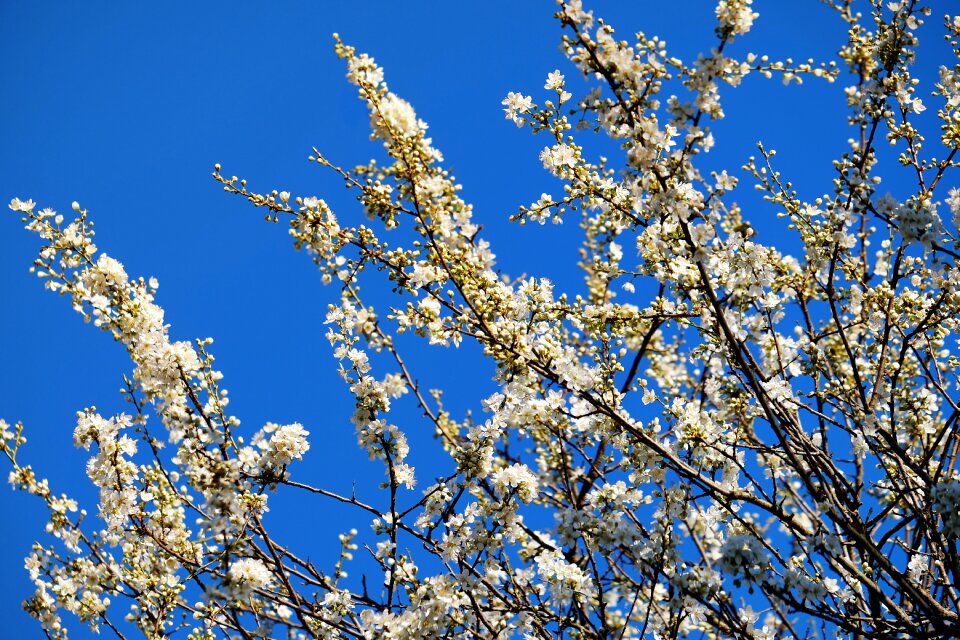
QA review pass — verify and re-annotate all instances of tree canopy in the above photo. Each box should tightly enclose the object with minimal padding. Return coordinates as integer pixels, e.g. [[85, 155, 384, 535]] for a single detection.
[[5, 1, 960, 638]]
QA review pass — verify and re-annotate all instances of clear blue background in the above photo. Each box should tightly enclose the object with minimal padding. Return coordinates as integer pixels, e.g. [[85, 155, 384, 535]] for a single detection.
[[0, 1, 951, 637]]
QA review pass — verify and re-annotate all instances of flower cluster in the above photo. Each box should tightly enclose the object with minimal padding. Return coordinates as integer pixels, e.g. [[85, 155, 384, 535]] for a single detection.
[[243, 422, 311, 477], [226, 558, 274, 600]]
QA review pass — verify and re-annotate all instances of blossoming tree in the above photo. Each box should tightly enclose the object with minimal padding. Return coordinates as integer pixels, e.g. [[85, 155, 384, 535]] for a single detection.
[[5, 0, 960, 637]]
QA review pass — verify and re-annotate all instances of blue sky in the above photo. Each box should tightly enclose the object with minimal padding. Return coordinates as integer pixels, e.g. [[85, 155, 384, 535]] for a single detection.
[[0, 1, 952, 637]]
